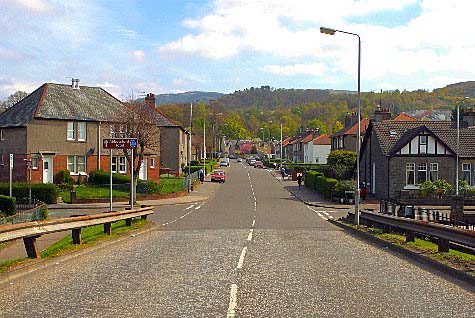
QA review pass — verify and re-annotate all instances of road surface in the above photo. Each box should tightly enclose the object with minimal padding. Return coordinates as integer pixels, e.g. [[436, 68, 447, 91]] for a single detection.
[[0, 163, 473, 317]]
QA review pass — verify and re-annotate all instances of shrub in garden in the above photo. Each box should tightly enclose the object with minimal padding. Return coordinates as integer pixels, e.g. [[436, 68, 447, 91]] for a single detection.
[[55, 169, 74, 185], [0, 183, 57, 204], [0, 195, 16, 216], [315, 176, 338, 198], [88, 169, 131, 185], [333, 180, 356, 198]]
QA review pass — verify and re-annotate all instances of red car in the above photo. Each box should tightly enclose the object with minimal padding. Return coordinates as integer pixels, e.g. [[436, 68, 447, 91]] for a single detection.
[[211, 170, 226, 183], [254, 161, 264, 168]]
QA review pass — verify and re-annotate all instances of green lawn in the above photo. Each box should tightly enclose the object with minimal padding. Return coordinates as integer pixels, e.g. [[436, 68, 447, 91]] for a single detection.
[[0, 219, 149, 273], [158, 176, 185, 194]]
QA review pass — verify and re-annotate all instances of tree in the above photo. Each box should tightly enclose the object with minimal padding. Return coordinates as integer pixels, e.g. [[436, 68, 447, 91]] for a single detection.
[[112, 101, 161, 202], [6, 91, 28, 108]]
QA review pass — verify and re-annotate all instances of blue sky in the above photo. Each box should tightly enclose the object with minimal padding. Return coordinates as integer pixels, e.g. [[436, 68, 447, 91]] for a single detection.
[[1, 0, 475, 100]]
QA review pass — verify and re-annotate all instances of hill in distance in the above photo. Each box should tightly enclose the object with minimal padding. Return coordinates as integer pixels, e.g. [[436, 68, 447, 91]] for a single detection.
[[155, 91, 224, 105]]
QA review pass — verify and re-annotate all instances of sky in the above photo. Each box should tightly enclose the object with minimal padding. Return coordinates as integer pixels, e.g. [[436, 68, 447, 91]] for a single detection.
[[1, 0, 475, 100]]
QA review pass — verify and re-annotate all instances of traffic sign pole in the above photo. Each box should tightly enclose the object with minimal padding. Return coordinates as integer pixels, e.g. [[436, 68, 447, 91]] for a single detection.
[[9, 154, 13, 197], [130, 148, 134, 209], [110, 149, 113, 212]]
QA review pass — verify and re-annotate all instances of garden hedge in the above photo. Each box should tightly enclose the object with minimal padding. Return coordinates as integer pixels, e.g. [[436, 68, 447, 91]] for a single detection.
[[0, 183, 58, 204], [88, 169, 131, 185], [304, 171, 337, 198], [0, 195, 16, 216]]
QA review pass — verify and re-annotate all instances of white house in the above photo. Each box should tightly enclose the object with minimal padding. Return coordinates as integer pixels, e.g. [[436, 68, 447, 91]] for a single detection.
[[303, 134, 331, 164]]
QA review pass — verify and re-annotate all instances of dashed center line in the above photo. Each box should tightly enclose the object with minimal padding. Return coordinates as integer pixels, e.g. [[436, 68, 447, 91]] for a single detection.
[[226, 284, 238, 318], [237, 246, 248, 269], [161, 203, 203, 226], [247, 229, 254, 241], [185, 204, 195, 210]]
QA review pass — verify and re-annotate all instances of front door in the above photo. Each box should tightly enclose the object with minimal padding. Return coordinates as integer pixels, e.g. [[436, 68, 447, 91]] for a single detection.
[[139, 159, 147, 180], [43, 156, 54, 183]]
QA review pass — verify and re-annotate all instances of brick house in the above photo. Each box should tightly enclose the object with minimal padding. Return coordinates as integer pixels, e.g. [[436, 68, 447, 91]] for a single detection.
[[360, 112, 475, 200], [0, 81, 167, 183], [331, 112, 370, 152]]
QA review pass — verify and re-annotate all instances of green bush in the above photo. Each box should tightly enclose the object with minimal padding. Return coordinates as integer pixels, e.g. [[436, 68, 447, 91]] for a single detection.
[[88, 169, 131, 185], [333, 180, 356, 198], [136, 180, 161, 194], [0, 195, 16, 216], [315, 175, 338, 198], [0, 183, 58, 204], [327, 150, 356, 180], [304, 171, 323, 189], [55, 170, 74, 185]]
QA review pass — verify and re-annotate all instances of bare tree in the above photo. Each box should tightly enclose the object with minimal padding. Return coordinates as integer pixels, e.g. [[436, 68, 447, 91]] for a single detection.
[[111, 101, 161, 201], [6, 91, 28, 107]]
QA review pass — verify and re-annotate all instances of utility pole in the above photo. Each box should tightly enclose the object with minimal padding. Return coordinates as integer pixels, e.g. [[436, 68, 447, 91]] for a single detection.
[[188, 103, 193, 192]]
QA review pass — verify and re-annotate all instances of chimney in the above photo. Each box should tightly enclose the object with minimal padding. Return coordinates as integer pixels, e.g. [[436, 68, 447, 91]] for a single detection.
[[145, 93, 156, 107], [71, 78, 80, 89], [373, 106, 391, 122], [344, 112, 358, 128], [462, 109, 475, 127]]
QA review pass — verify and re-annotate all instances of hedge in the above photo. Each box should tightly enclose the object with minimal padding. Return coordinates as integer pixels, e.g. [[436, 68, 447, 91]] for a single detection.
[[304, 171, 323, 189], [0, 183, 58, 204], [184, 162, 216, 175], [88, 169, 131, 185], [304, 171, 337, 199], [0, 195, 16, 216]]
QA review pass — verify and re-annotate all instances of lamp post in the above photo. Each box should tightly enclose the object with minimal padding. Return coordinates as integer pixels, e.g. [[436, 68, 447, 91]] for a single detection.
[[456, 96, 470, 196], [321, 26, 362, 225]]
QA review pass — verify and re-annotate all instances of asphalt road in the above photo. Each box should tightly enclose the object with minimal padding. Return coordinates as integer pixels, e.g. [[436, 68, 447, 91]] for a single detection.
[[0, 163, 474, 317]]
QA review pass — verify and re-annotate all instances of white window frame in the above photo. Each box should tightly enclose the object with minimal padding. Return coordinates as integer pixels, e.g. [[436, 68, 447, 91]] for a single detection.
[[419, 135, 428, 154], [462, 163, 471, 184], [77, 122, 86, 141], [150, 158, 155, 169], [406, 163, 415, 186], [111, 157, 118, 173], [32, 157, 39, 170], [67, 156, 76, 173], [0, 130, 4, 141], [77, 156, 86, 173], [429, 163, 438, 182], [417, 162, 427, 184], [67, 122, 76, 141], [119, 156, 127, 174]]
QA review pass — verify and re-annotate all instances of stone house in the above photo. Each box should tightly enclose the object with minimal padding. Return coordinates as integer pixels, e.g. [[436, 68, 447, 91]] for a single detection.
[[360, 112, 475, 200], [0, 81, 167, 183], [331, 112, 370, 152]]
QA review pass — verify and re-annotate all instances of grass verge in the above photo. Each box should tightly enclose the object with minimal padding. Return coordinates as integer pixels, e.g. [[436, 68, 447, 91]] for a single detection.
[[343, 223, 475, 276], [0, 218, 150, 273]]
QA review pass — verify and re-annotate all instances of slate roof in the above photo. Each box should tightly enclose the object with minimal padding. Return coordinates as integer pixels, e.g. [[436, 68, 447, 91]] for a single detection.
[[0, 83, 177, 128], [332, 118, 370, 137], [372, 120, 475, 157]]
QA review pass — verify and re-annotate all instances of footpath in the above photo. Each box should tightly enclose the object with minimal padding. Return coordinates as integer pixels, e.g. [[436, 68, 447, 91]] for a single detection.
[[268, 169, 380, 211], [0, 178, 219, 263]]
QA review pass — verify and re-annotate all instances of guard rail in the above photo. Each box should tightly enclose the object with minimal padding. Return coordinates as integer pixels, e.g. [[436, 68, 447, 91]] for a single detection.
[[0, 206, 154, 258]]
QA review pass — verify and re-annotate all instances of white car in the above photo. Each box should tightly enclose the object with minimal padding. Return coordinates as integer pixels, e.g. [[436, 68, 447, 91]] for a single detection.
[[249, 159, 256, 166], [220, 159, 229, 167]]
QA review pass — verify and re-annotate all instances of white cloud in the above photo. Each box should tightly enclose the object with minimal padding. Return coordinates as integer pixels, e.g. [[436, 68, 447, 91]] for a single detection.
[[172, 79, 188, 87], [262, 63, 325, 76], [132, 50, 145, 62]]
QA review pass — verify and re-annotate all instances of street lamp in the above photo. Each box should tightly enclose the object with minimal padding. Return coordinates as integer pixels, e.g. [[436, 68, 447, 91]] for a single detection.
[[456, 96, 470, 196], [321, 26, 362, 225]]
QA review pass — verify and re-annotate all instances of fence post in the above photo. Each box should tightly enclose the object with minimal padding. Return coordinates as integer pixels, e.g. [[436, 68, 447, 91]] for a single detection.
[[104, 222, 112, 235], [451, 195, 464, 224], [405, 231, 415, 242], [72, 228, 82, 244], [438, 238, 450, 252], [23, 236, 40, 258]]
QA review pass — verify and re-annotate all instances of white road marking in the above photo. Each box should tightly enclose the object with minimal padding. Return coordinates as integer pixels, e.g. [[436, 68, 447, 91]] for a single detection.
[[237, 246, 248, 269], [185, 204, 195, 210], [195, 205, 202, 210], [247, 229, 254, 241], [307, 205, 330, 221], [322, 211, 334, 219], [252, 219, 255, 227], [227, 284, 238, 318]]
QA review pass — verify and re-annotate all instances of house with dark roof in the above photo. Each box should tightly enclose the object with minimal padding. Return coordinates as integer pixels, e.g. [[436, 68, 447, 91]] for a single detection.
[[331, 112, 370, 152], [360, 110, 475, 199], [0, 81, 171, 183]]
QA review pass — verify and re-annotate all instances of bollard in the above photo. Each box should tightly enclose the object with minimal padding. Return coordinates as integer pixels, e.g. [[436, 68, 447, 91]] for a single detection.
[[125, 218, 133, 226], [405, 231, 415, 242], [437, 238, 449, 253], [104, 222, 112, 235], [23, 236, 40, 258], [72, 228, 82, 244]]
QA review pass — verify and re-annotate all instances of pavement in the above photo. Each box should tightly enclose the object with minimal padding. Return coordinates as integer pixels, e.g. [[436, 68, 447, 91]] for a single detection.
[[267, 168, 380, 211], [0, 177, 220, 262], [1, 163, 473, 317]]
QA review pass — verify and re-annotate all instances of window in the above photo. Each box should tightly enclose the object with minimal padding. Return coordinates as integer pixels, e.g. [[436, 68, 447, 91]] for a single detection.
[[150, 158, 155, 168], [419, 135, 428, 154], [0, 130, 4, 141], [406, 163, 415, 185], [67, 122, 76, 140], [77, 122, 86, 141], [462, 163, 471, 184], [111, 157, 118, 173], [68, 156, 87, 174], [67, 156, 75, 172], [77, 156, 86, 173], [119, 156, 127, 173], [429, 163, 438, 182], [417, 163, 427, 183], [32, 157, 39, 170]]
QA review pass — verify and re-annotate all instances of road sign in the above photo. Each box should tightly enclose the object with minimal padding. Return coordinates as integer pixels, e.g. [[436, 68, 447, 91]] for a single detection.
[[102, 138, 138, 149], [10, 154, 13, 168]]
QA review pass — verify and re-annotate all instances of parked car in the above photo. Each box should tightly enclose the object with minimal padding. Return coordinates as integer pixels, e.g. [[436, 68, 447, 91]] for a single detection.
[[248, 159, 256, 166], [211, 170, 226, 183], [220, 158, 229, 167], [237, 157, 243, 162], [254, 161, 264, 168]]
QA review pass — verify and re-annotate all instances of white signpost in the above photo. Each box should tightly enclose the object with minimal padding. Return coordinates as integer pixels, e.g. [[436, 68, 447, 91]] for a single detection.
[[102, 138, 138, 211], [9, 154, 13, 197]]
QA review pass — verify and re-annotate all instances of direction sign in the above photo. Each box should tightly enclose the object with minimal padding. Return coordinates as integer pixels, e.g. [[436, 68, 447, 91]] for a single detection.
[[103, 138, 138, 149]]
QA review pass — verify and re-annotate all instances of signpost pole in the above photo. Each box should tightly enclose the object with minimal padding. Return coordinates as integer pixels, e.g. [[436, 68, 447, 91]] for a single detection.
[[130, 148, 134, 210], [110, 149, 113, 212], [9, 154, 13, 197]]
